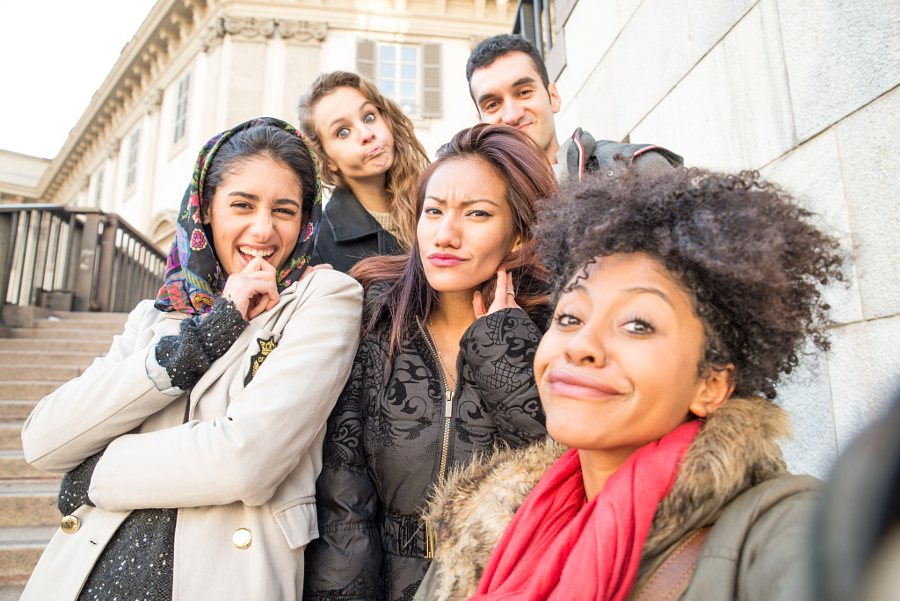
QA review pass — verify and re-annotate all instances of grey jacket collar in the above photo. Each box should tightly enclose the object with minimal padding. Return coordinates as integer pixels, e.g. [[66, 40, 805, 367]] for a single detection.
[[324, 186, 383, 243]]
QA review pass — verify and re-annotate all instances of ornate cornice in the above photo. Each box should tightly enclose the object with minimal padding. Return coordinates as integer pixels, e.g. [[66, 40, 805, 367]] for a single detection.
[[200, 15, 327, 50], [145, 88, 165, 116], [221, 16, 276, 38], [38, 0, 505, 205], [277, 19, 328, 41]]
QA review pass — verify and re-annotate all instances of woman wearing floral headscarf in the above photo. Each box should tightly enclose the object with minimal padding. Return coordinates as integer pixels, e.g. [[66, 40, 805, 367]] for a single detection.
[[20, 118, 363, 601]]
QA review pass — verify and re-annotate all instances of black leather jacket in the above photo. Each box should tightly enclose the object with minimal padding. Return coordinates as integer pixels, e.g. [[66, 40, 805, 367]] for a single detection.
[[304, 306, 548, 601], [312, 186, 403, 274]]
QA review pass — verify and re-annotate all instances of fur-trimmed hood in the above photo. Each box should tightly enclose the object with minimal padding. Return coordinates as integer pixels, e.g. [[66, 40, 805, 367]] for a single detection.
[[422, 396, 791, 601]]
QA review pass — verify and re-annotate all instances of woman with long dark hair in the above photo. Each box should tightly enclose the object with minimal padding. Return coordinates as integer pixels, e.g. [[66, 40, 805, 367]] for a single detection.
[[304, 124, 556, 601], [298, 71, 429, 272], [20, 118, 363, 600]]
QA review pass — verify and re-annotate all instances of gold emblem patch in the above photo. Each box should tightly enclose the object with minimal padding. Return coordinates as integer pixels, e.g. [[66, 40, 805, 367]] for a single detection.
[[245, 335, 277, 385]]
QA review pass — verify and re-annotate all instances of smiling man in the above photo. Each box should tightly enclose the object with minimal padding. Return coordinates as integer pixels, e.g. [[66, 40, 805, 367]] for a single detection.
[[466, 34, 684, 181]]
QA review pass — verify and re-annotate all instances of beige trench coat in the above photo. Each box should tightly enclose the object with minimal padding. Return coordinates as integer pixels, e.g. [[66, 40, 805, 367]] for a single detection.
[[20, 269, 363, 601]]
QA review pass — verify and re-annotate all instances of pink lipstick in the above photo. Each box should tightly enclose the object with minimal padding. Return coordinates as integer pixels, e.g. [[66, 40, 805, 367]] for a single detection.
[[427, 253, 465, 267]]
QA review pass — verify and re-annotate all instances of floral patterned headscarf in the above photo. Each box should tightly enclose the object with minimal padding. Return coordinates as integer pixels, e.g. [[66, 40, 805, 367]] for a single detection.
[[154, 117, 322, 315]]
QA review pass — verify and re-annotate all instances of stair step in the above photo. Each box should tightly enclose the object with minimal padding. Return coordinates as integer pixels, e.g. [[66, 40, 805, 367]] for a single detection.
[[0, 423, 22, 450], [0, 365, 82, 382], [0, 339, 110, 353], [0, 350, 101, 367], [0, 382, 63, 401], [49, 311, 129, 321], [0, 582, 26, 600], [10, 328, 118, 341], [0, 480, 59, 527], [0, 525, 57, 579], [33, 319, 124, 331], [0, 451, 62, 481], [0, 401, 37, 422]]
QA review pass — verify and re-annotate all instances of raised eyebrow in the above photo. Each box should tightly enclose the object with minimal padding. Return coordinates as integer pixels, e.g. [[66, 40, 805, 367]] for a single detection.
[[624, 286, 673, 306], [326, 116, 350, 133], [327, 101, 376, 131]]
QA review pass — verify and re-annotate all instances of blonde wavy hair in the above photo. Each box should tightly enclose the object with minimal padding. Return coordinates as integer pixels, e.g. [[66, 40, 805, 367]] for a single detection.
[[297, 71, 429, 250]]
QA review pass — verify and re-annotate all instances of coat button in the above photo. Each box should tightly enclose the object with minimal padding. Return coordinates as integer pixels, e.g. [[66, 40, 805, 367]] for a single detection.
[[233, 528, 252, 549], [61, 515, 80, 534]]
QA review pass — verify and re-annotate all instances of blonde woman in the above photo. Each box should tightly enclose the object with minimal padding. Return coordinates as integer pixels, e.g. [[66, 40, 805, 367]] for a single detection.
[[298, 71, 429, 272]]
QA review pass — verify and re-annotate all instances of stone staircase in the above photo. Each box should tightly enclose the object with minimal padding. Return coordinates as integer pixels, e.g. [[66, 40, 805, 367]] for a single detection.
[[0, 310, 127, 600]]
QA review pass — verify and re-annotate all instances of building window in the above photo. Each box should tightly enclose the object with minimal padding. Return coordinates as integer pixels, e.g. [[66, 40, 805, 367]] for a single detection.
[[173, 72, 191, 145], [357, 40, 442, 119], [378, 44, 420, 117], [126, 127, 140, 188], [94, 167, 104, 207]]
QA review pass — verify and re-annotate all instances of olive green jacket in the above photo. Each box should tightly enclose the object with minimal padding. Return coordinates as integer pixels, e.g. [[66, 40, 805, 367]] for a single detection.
[[418, 397, 817, 601]]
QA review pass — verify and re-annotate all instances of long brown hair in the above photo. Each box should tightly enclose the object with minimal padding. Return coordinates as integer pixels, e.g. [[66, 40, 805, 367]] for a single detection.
[[297, 71, 429, 249], [351, 123, 556, 357]]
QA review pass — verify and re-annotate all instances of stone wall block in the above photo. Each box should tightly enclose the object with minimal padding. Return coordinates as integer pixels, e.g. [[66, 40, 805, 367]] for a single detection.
[[615, 0, 640, 30], [554, 100, 580, 155], [827, 317, 900, 454], [562, 0, 618, 95], [630, 0, 793, 171], [555, 66, 576, 120], [573, 56, 619, 143], [835, 85, 900, 320], [778, 0, 900, 143], [611, 0, 693, 136], [777, 341, 837, 480], [685, 0, 755, 61], [760, 129, 864, 326]]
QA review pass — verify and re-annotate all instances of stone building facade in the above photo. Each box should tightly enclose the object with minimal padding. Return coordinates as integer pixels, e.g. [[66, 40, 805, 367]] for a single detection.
[[1, 0, 513, 249], [538, 0, 900, 477]]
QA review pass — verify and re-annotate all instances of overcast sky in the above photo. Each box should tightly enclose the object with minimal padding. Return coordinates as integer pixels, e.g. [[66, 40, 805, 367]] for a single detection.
[[0, 0, 158, 159]]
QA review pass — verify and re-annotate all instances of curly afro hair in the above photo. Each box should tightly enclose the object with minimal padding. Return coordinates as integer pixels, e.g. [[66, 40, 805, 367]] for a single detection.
[[535, 169, 845, 400]]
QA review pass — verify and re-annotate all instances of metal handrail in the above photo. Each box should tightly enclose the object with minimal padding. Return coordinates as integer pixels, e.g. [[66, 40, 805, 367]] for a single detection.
[[0, 204, 166, 314]]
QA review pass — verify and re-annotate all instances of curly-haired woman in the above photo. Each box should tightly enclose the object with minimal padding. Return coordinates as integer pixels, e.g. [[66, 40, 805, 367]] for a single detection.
[[418, 169, 844, 601], [298, 71, 430, 272]]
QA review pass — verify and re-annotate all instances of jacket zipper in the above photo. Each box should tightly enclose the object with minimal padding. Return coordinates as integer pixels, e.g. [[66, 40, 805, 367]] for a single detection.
[[416, 317, 458, 558]]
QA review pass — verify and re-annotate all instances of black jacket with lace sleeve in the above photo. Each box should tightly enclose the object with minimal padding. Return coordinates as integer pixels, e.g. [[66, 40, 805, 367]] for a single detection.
[[304, 307, 547, 601]]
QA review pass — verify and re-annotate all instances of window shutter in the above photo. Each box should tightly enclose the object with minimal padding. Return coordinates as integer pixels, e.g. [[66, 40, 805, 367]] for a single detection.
[[422, 42, 441, 118], [357, 39, 376, 81]]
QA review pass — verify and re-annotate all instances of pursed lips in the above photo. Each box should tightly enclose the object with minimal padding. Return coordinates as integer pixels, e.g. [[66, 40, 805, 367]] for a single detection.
[[427, 253, 466, 267]]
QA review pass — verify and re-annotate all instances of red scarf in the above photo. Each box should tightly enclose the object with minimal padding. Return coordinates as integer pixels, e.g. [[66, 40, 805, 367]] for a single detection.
[[470, 420, 702, 601]]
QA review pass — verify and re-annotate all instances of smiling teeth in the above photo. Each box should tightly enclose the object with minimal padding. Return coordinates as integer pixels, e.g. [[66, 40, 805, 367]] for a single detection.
[[239, 246, 274, 257]]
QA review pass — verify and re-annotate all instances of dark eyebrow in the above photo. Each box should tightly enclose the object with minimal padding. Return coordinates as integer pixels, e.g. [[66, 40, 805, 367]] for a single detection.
[[624, 286, 673, 306], [425, 196, 502, 208], [512, 76, 537, 88], [228, 192, 300, 208], [566, 284, 672, 306], [228, 191, 258, 201], [477, 76, 538, 107], [274, 198, 301, 208]]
